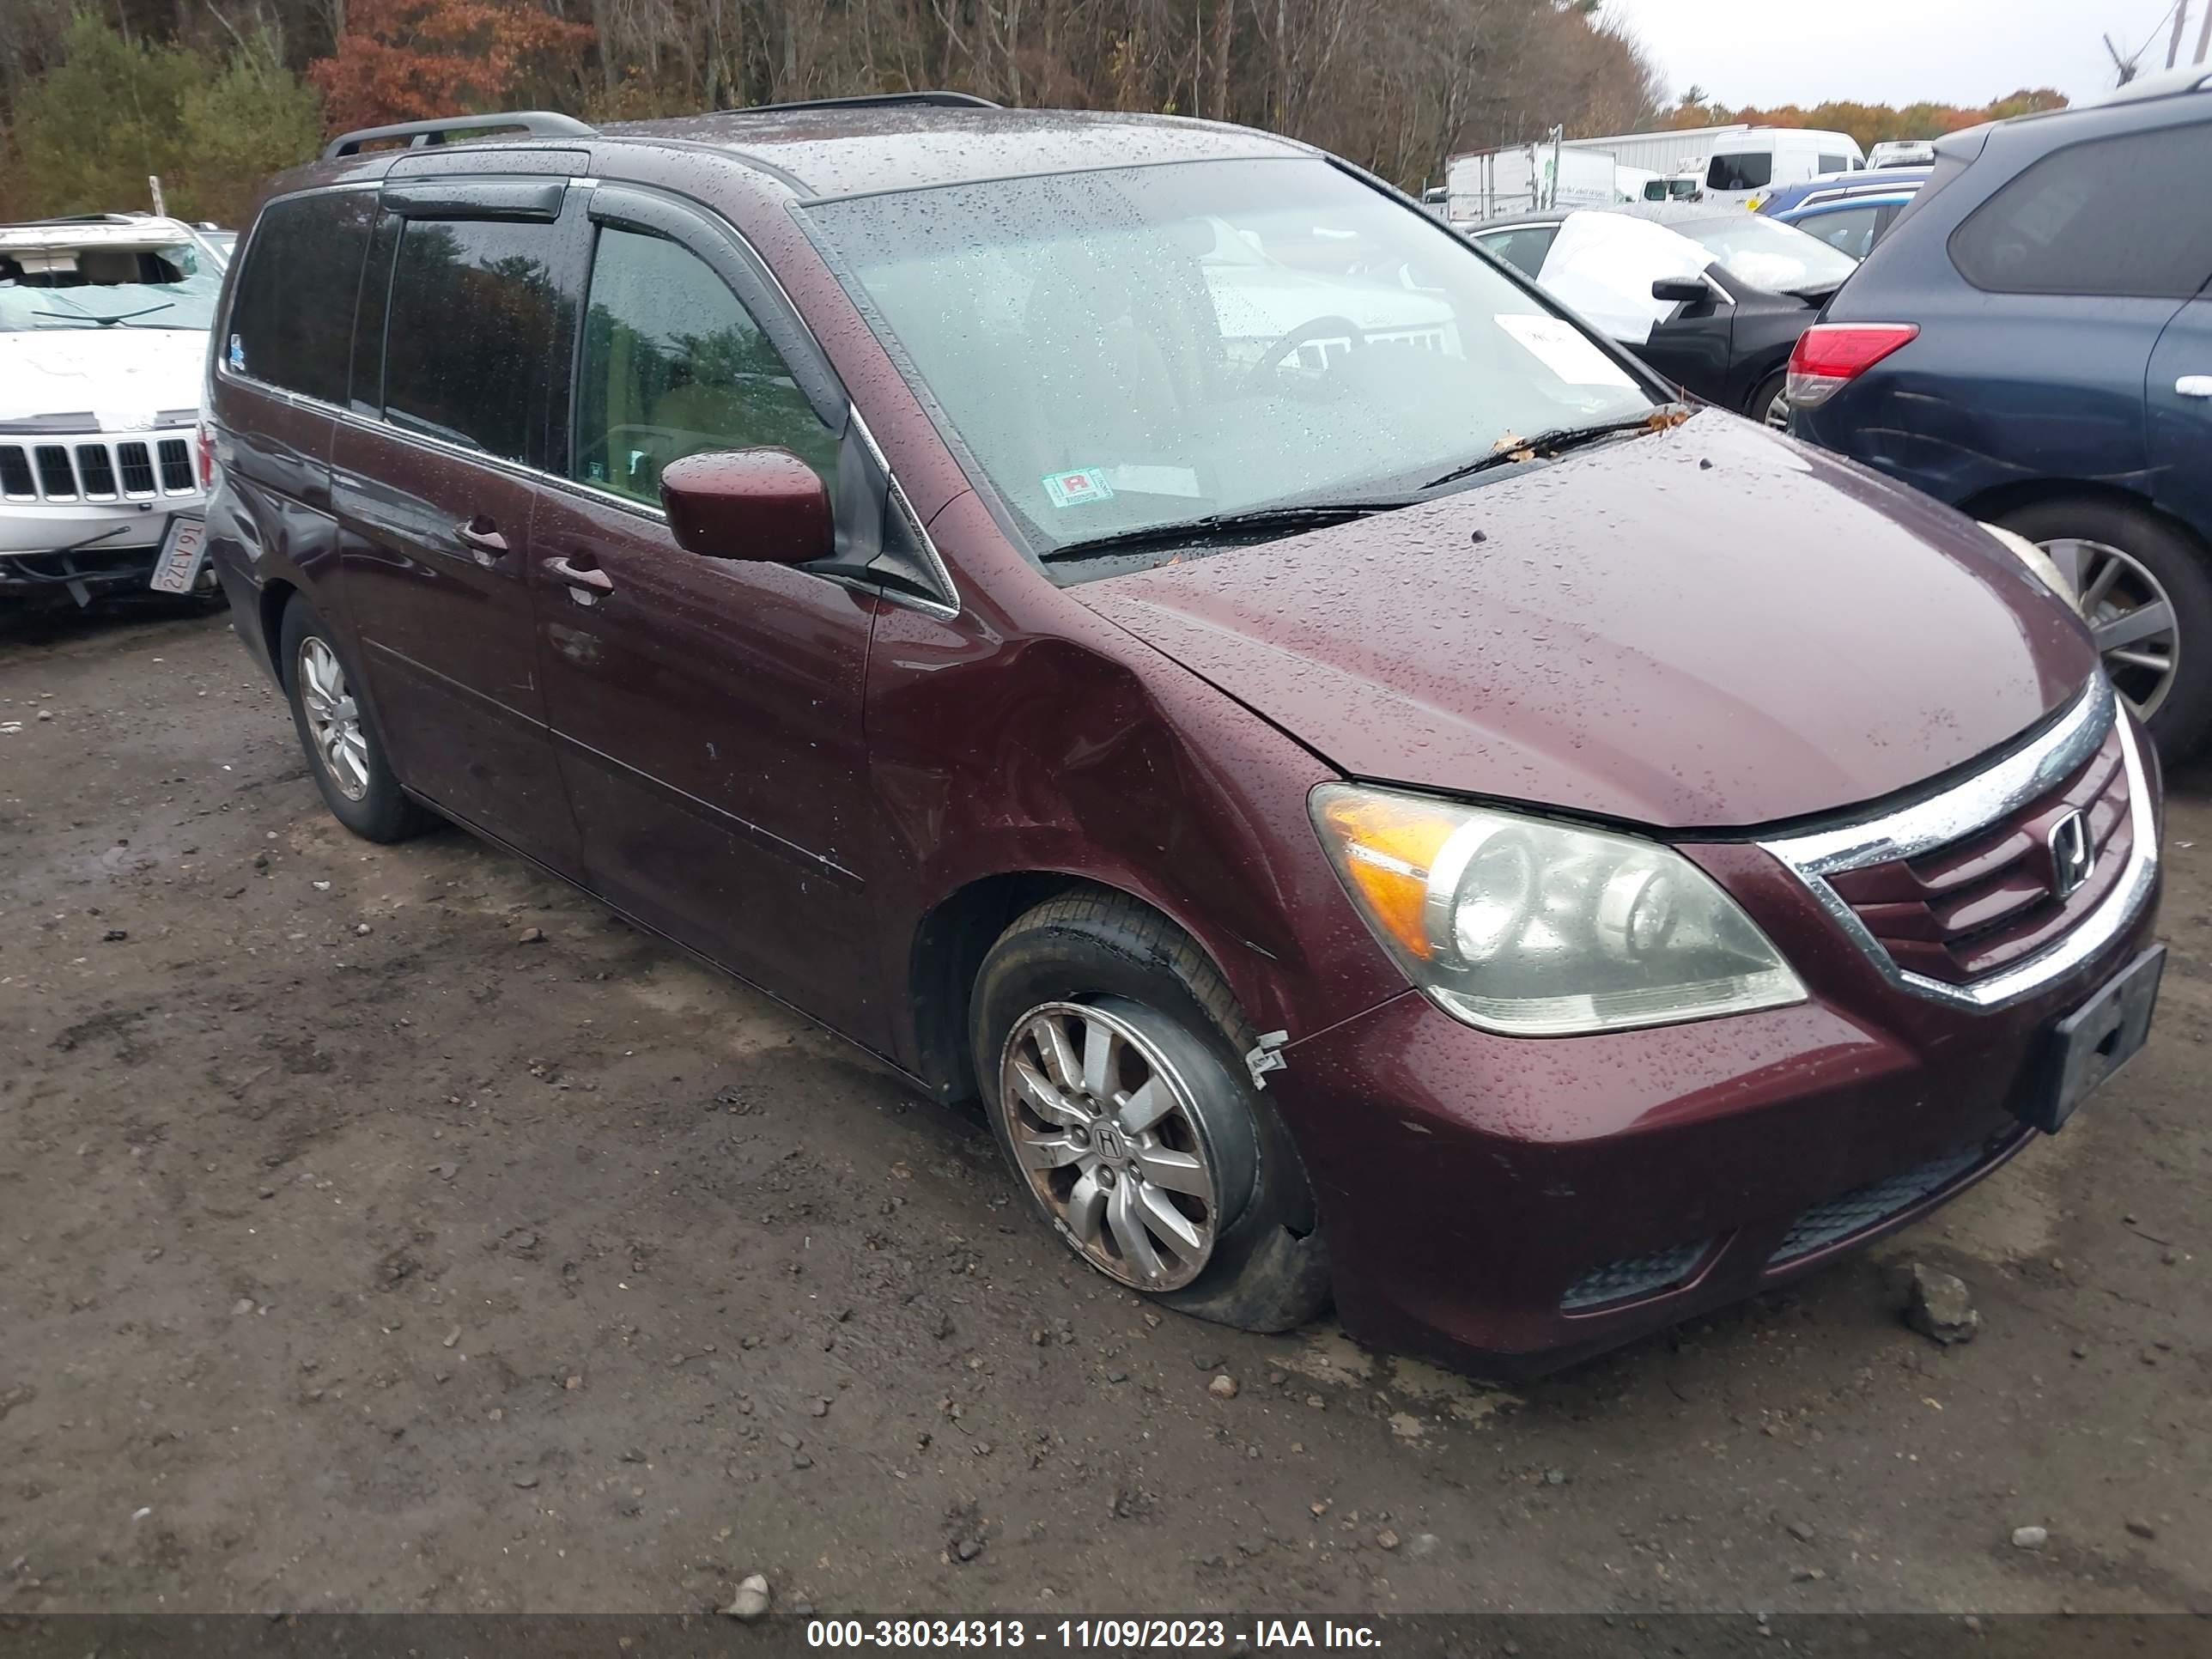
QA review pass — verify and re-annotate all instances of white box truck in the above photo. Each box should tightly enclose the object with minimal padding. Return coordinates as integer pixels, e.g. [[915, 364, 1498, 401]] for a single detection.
[[1559, 122, 1749, 179], [1447, 139, 1621, 223]]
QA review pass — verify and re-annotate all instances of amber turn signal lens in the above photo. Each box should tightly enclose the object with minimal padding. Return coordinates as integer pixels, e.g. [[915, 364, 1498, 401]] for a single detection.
[[1314, 790, 1459, 960]]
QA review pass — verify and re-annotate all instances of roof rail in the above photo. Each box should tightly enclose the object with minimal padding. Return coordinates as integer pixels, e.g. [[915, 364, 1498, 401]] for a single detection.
[[723, 91, 1000, 116], [323, 111, 596, 161]]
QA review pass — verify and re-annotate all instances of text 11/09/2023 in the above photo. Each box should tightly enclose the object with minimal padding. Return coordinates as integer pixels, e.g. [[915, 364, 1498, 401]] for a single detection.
[[805, 1621, 1382, 1650]]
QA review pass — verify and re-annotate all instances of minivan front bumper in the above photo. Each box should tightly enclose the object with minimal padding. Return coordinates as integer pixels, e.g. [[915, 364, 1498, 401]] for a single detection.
[[1273, 690, 2162, 1378], [1276, 905, 2155, 1378]]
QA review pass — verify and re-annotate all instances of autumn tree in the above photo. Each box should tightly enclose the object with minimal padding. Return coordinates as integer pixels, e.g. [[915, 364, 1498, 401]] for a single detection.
[[0, 13, 319, 222], [1660, 89, 2072, 150], [308, 0, 593, 134]]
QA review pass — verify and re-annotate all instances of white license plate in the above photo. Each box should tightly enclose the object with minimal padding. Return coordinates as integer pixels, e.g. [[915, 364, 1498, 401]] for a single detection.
[[149, 514, 209, 594]]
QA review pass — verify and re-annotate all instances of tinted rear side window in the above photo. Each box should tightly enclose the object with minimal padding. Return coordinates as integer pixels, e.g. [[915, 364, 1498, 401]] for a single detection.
[[1818, 153, 1850, 173], [226, 192, 374, 404], [1709, 151, 1772, 191], [380, 218, 562, 460], [1950, 122, 2212, 298]]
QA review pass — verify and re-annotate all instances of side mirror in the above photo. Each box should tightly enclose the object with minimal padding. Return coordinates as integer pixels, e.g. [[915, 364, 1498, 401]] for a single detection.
[[659, 447, 831, 566], [1651, 276, 1712, 305]]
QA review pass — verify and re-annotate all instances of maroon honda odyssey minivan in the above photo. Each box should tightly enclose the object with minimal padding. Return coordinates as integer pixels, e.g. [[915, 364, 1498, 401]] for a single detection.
[[198, 94, 2164, 1376]]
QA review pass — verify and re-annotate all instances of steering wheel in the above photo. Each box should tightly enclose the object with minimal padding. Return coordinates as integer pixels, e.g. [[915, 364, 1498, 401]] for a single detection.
[[1243, 314, 1368, 392]]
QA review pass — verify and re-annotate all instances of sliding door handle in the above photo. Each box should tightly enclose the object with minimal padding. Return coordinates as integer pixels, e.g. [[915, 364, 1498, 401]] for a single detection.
[[457, 516, 509, 554], [545, 555, 613, 594]]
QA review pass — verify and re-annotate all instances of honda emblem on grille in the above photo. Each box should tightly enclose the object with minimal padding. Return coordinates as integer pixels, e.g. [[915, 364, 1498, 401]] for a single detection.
[[2049, 809, 2095, 900]]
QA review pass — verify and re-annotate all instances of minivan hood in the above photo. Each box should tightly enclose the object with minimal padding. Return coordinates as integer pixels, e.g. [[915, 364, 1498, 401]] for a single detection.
[[0, 328, 205, 425], [1077, 415, 2098, 830]]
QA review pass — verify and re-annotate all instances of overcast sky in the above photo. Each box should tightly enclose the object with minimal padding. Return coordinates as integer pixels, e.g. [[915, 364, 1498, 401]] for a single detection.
[[1603, 0, 2198, 109]]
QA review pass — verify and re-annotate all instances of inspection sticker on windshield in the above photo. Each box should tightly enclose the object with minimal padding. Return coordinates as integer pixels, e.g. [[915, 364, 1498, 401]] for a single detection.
[[1042, 468, 1115, 508], [1494, 314, 1636, 388]]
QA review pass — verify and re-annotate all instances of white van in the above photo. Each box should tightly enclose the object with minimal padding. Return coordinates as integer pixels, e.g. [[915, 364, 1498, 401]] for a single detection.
[[1703, 129, 1865, 206]]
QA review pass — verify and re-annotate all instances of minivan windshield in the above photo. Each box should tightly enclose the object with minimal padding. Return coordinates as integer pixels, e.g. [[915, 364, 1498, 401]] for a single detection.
[[1670, 213, 1860, 295], [807, 157, 1659, 565], [0, 240, 222, 331]]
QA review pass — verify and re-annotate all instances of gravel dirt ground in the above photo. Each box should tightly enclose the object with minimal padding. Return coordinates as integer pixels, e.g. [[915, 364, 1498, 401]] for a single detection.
[[2, 604, 2209, 1619]]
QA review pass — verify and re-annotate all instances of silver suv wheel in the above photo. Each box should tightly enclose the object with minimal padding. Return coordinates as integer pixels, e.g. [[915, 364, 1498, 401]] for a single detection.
[[998, 1000, 1218, 1291], [2042, 537, 2180, 720]]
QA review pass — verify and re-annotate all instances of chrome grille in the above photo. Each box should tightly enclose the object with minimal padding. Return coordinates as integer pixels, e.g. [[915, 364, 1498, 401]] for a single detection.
[[1561, 1240, 1709, 1311], [0, 433, 200, 502], [1827, 727, 2130, 986], [1759, 680, 2158, 1012]]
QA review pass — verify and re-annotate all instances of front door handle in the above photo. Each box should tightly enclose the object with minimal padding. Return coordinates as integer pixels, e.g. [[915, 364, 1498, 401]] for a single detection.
[[2177, 375, 2212, 399], [545, 555, 614, 595], [457, 516, 508, 554]]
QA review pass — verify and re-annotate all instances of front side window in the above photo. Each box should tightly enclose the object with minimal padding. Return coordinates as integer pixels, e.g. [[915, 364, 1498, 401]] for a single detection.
[[572, 226, 837, 505], [380, 217, 562, 460], [1708, 151, 1773, 191], [1950, 122, 2212, 299], [221, 193, 375, 401], [806, 157, 1656, 574]]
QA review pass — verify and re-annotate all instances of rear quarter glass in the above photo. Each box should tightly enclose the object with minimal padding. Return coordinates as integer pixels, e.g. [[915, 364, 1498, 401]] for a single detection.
[[224, 192, 375, 404]]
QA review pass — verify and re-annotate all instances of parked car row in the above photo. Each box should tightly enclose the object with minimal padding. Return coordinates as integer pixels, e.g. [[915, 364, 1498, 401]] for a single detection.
[[1792, 74, 2212, 756], [1458, 77, 2212, 759], [190, 95, 2162, 1379], [1468, 205, 1857, 426]]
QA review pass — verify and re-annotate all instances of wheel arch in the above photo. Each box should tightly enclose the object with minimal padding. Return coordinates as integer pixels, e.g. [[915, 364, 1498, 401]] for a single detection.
[[906, 870, 1253, 1107], [1960, 477, 2208, 557]]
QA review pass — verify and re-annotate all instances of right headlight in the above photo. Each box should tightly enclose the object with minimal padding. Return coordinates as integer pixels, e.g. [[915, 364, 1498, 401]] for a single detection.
[[1311, 784, 1807, 1036]]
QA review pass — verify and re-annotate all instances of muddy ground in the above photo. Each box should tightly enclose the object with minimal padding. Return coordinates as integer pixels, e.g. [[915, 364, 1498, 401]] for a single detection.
[[1, 603, 2208, 1619]]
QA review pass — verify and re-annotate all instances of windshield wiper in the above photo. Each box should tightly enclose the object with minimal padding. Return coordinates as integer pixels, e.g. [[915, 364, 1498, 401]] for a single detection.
[[31, 301, 174, 327], [1420, 409, 1683, 493], [1038, 501, 1407, 562]]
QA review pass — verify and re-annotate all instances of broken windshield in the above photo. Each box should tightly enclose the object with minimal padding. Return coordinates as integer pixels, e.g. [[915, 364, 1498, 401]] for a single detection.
[[0, 241, 222, 331]]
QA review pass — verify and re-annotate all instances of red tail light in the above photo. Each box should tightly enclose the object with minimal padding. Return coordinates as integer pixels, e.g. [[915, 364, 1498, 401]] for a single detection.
[[195, 416, 216, 490], [1785, 324, 1918, 409]]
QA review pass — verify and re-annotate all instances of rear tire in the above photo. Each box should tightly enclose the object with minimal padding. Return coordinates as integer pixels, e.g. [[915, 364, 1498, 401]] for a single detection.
[[1997, 496, 2212, 760], [970, 890, 1329, 1334], [1750, 368, 1789, 430], [278, 596, 431, 842]]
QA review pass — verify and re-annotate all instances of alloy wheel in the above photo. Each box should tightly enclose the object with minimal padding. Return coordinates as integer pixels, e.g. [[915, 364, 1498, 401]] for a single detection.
[[2039, 537, 2180, 721], [999, 1001, 1218, 1291], [1764, 388, 1790, 431], [296, 636, 370, 801]]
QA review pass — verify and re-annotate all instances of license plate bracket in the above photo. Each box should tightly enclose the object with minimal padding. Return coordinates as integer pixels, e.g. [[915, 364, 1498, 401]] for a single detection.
[[2018, 944, 2165, 1134], [148, 514, 208, 594]]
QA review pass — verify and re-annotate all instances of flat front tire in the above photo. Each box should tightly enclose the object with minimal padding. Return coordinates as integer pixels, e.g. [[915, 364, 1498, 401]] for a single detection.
[[972, 891, 1329, 1333]]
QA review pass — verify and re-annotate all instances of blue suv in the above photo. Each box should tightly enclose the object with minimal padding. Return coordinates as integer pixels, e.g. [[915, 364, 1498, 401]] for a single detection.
[[1791, 74, 2212, 756], [1758, 167, 1929, 260]]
